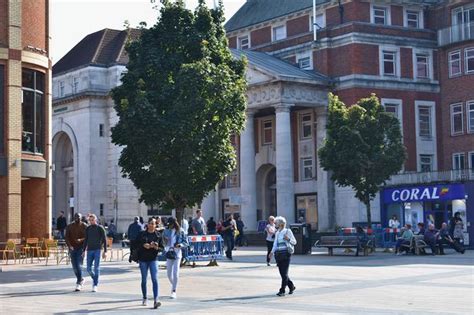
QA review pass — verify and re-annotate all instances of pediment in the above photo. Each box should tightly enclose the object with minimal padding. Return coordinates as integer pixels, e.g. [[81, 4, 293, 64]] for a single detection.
[[245, 65, 276, 85]]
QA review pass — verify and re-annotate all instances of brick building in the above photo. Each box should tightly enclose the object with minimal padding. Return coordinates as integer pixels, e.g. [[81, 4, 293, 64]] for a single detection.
[[0, 0, 52, 242], [199, 0, 474, 242]]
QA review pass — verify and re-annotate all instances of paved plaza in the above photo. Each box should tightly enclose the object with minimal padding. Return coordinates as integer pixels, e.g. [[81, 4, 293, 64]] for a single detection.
[[0, 247, 473, 314]]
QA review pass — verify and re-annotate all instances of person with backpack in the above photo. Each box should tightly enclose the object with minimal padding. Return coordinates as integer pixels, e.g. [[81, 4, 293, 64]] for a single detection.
[[268, 216, 297, 297], [137, 217, 164, 309]]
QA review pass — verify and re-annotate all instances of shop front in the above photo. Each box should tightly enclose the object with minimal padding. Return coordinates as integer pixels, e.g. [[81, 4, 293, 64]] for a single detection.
[[381, 183, 473, 247]]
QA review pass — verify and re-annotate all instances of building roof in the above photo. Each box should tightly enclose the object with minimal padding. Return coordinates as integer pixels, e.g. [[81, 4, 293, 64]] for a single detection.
[[53, 28, 141, 76], [232, 48, 330, 84]]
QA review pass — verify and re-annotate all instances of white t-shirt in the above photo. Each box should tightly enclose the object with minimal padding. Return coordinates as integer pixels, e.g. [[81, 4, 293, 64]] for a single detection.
[[389, 219, 400, 229], [265, 224, 276, 242]]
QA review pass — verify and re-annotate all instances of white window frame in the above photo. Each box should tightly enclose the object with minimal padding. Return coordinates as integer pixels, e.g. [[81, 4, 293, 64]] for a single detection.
[[379, 45, 400, 77], [469, 151, 474, 176], [262, 119, 273, 145], [371, 4, 391, 25], [296, 51, 313, 70], [73, 77, 79, 94], [453, 152, 465, 170], [404, 8, 423, 29], [301, 157, 314, 181], [272, 24, 287, 42], [419, 154, 433, 172], [59, 81, 65, 97], [465, 47, 474, 74], [449, 50, 462, 77], [310, 13, 325, 31], [413, 49, 433, 80], [237, 34, 250, 50], [450, 103, 464, 135], [381, 98, 403, 136], [467, 101, 474, 133], [299, 112, 313, 140]]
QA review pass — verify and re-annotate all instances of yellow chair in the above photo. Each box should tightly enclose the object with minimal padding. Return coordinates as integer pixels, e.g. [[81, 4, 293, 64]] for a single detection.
[[2, 240, 22, 264], [23, 238, 42, 263], [41, 239, 63, 265]]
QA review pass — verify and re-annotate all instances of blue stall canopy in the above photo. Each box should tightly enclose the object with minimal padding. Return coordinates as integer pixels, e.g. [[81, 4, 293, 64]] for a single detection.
[[383, 184, 466, 204]]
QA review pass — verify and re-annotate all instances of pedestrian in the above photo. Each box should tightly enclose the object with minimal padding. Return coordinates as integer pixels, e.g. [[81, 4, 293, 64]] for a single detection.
[[268, 216, 297, 297], [452, 212, 465, 250], [395, 224, 413, 255], [108, 219, 117, 239], [438, 222, 464, 254], [191, 209, 206, 235], [139, 216, 145, 229], [57, 211, 67, 239], [235, 216, 245, 247], [265, 216, 276, 266], [206, 217, 217, 235], [137, 218, 163, 309], [163, 217, 188, 299], [222, 214, 236, 260], [82, 214, 107, 292], [389, 215, 400, 229], [128, 216, 144, 263], [65, 212, 87, 291]]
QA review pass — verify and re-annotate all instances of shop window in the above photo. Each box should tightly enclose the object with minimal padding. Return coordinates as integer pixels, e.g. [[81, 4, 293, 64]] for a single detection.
[[301, 157, 313, 181], [420, 155, 433, 172], [372, 6, 389, 25], [415, 54, 429, 79], [453, 152, 465, 170], [449, 51, 461, 77], [0, 65, 4, 153], [468, 101, 474, 133], [22, 69, 45, 154], [465, 48, 474, 74], [262, 120, 273, 145], [272, 25, 286, 41], [418, 106, 432, 139], [450, 103, 464, 135], [237, 35, 249, 50], [300, 113, 312, 139]]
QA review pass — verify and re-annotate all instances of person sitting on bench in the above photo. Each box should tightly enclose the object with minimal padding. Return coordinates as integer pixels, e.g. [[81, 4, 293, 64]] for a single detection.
[[355, 226, 368, 257], [438, 222, 465, 255], [395, 224, 413, 255], [424, 224, 438, 255]]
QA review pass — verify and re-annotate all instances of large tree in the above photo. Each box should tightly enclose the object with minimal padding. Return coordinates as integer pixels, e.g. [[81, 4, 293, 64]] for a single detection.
[[111, 0, 247, 222], [318, 93, 406, 227]]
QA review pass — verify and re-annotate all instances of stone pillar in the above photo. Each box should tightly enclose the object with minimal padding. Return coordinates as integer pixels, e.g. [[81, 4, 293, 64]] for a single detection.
[[316, 107, 334, 231], [275, 103, 295, 224], [239, 110, 257, 231]]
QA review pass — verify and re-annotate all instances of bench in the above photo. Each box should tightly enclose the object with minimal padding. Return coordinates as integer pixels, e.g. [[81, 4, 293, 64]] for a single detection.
[[314, 236, 371, 256]]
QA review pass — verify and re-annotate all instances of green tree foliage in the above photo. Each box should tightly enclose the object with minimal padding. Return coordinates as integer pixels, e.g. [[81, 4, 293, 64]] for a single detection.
[[111, 0, 247, 221], [318, 93, 406, 226]]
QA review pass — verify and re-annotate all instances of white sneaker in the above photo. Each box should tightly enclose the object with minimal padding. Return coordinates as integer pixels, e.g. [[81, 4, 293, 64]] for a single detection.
[[170, 292, 177, 299], [80, 278, 85, 286], [142, 299, 147, 306], [92, 285, 98, 292], [74, 284, 81, 292]]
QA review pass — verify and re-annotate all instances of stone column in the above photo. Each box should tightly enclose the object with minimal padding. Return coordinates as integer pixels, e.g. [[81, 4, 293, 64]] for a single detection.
[[316, 107, 334, 231], [239, 110, 257, 231], [275, 103, 295, 224]]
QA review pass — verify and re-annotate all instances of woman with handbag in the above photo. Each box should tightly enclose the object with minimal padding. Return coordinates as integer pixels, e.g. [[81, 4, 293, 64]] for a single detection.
[[163, 217, 188, 299], [138, 217, 164, 308], [268, 216, 297, 297], [265, 216, 276, 266]]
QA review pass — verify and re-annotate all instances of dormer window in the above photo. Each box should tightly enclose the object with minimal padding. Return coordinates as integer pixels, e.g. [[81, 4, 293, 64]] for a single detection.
[[238, 35, 250, 50], [272, 25, 286, 41]]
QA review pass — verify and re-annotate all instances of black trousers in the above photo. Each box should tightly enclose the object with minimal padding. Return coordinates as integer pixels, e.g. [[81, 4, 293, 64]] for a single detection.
[[266, 241, 273, 263], [438, 238, 463, 254], [276, 253, 294, 293], [425, 239, 437, 254]]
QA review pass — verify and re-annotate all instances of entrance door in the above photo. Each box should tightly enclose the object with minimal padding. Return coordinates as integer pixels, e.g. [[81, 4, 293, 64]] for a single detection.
[[425, 201, 449, 229]]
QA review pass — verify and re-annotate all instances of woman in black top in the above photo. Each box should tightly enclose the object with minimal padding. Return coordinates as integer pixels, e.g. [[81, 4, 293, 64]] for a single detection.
[[138, 218, 163, 309]]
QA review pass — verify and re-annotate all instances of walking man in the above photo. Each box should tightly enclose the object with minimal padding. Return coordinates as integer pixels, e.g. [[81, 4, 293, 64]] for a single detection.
[[222, 214, 236, 260], [82, 214, 107, 292], [191, 209, 206, 235], [65, 212, 87, 291], [57, 211, 67, 239]]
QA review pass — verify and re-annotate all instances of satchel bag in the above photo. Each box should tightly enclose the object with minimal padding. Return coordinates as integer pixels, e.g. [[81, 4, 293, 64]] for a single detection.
[[285, 229, 295, 254], [165, 249, 177, 260]]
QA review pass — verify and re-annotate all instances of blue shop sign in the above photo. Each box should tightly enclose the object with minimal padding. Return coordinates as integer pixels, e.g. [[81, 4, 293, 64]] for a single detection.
[[383, 184, 466, 204]]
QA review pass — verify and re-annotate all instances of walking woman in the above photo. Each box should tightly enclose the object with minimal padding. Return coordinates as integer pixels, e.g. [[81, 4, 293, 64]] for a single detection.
[[265, 216, 276, 266], [163, 217, 188, 299], [268, 216, 297, 296], [138, 218, 164, 309]]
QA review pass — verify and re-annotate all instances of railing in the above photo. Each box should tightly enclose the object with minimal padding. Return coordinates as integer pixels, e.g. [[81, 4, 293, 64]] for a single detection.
[[385, 169, 474, 186], [438, 22, 474, 46]]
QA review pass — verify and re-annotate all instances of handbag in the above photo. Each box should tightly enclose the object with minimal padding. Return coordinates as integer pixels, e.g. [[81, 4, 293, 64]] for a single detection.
[[165, 249, 177, 260], [285, 229, 295, 254]]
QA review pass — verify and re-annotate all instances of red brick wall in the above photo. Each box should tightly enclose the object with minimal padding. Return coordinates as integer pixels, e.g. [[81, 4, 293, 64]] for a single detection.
[[21, 178, 50, 239], [22, 0, 47, 51], [287, 15, 309, 37], [391, 5, 404, 27], [325, 43, 379, 77], [334, 88, 440, 172], [326, 0, 370, 27], [0, 0, 7, 46], [400, 47, 413, 79], [250, 26, 271, 47], [228, 36, 237, 49]]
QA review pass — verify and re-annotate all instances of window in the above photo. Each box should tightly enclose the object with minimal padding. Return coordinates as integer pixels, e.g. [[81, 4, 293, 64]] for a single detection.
[[272, 25, 286, 41], [469, 152, 474, 176], [450, 103, 464, 135], [99, 124, 105, 137], [301, 158, 313, 181], [298, 57, 311, 69], [0, 65, 4, 153], [415, 54, 429, 79], [418, 106, 432, 138], [262, 120, 273, 145], [226, 169, 239, 187], [310, 13, 325, 31], [468, 101, 474, 133], [420, 155, 433, 172], [22, 69, 45, 154], [449, 51, 461, 77], [382, 99, 403, 126], [73, 77, 79, 94], [372, 6, 389, 25], [238, 35, 249, 50], [300, 113, 312, 139], [405, 10, 421, 28], [59, 81, 65, 97], [99, 204, 104, 216], [465, 48, 474, 74], [382, 51, 396, 76], [453, 153, 465, 170]]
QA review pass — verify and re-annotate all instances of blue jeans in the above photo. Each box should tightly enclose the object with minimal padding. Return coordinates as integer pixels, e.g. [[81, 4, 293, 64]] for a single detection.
[[86, 250, 101, 286], [139, 260, 159, 301], [224, 235, 234, 258], [70, 248, 84, 284]]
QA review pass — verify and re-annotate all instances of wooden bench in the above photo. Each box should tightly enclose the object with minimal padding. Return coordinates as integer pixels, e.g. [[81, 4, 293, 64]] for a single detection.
[[314, 236, 371, 256]]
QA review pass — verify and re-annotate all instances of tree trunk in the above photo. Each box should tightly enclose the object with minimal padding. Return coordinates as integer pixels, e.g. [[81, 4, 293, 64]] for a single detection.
[[365, 198, 372, 228], [176, 206, 184, 225]]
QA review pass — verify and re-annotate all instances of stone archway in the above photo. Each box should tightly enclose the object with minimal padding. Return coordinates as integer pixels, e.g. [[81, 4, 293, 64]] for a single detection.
[[256, 163, 277, 220], [52, 132, 74, 223]]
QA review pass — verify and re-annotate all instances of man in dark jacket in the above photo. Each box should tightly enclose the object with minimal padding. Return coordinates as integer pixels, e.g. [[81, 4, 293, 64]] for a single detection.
[[65, 212, 87, 291], [83, 214, 107, 292], [127, 216, 143, 262], [57, 211, 67, 239]]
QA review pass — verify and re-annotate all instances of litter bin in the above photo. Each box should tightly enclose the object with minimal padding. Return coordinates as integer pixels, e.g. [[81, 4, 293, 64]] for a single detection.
[[289, 223, 312, 254]]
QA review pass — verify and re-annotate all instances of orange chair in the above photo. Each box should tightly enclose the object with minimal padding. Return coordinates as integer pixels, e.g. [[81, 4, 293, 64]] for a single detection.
[[40, 239, 64, 265], [1, 240, 23, 264], [23, 238, 42, 263]]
